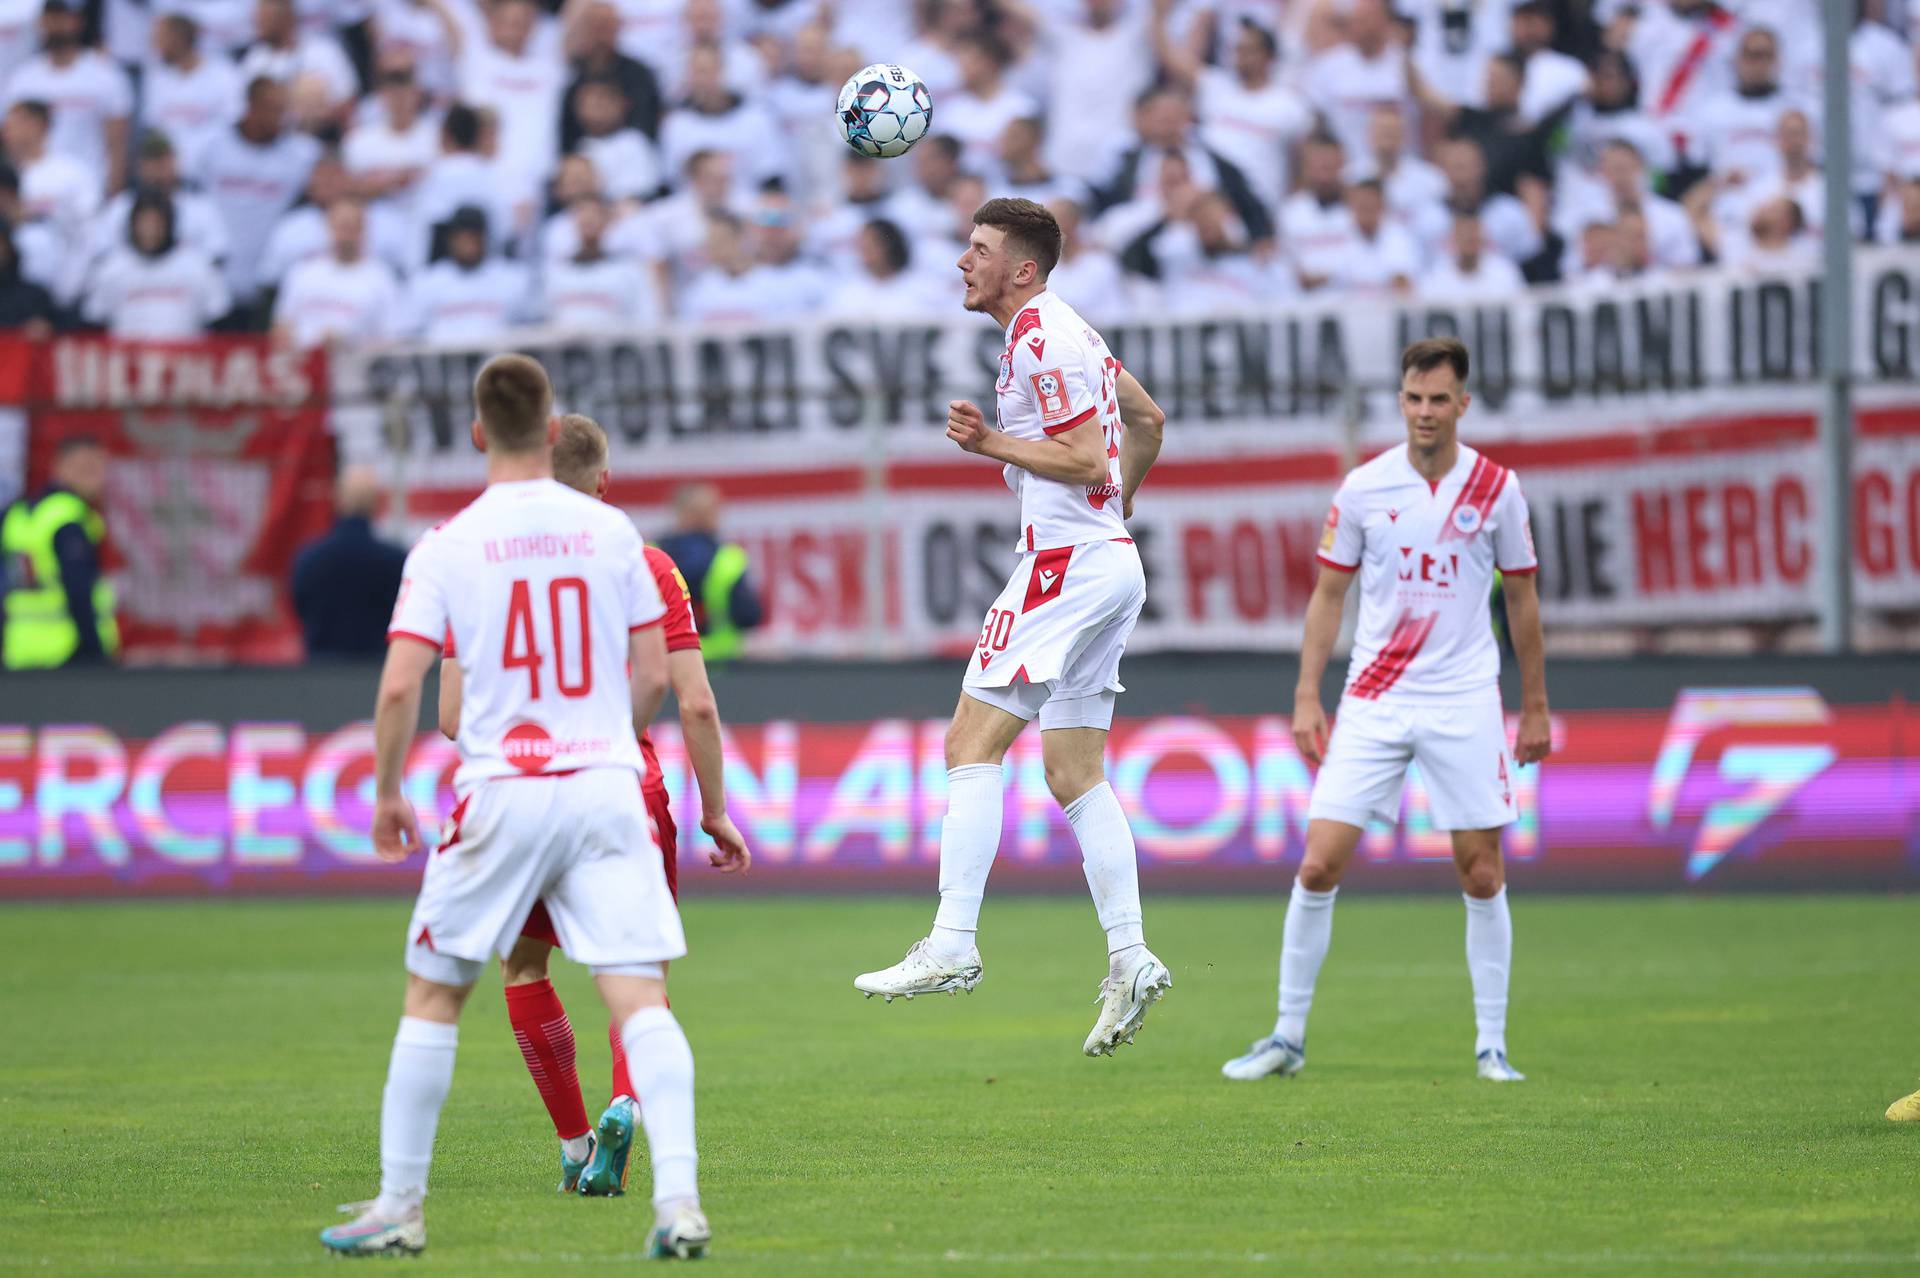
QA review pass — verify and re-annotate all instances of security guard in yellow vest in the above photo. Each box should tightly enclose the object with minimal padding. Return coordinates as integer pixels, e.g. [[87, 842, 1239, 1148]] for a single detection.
[[2, 437, 118, 669], [656, 482, 762, 662]]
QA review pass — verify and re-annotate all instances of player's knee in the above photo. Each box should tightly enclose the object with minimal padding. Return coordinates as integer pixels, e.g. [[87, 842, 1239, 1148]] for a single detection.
[[500, 944, 550, 987], [1458, 857, 1505, 898], [944, 717, 1001, 769], [1297, 858, 1345, 893], [1044, 758, 1101, 807], [403, 974, 472, 1022]]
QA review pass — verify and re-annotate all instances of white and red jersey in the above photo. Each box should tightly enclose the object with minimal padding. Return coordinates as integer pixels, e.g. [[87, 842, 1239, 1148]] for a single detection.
[[993, 289, 1128, 553], [388, 479, 667, 793], [1318, 443, 1537, 705]]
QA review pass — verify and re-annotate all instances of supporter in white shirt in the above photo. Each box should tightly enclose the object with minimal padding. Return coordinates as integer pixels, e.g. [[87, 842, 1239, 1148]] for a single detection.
[[672, 0, 762, 100], [650, 146, 741, 285], [1089, 86, 1276, 249], [342, 50, 438, 219], [1561, 48, 1676, 182], [197, 75, 320, 300], [678, 210, 767, 322], [86, 130, 228, 272], [141, 13, 242, 175], [410, 102, 521, 264], [1027, 0, 1151, 185], [893, 0, 965, 102], [939, 31, 1037, 173], [370, 0, 457, 99], [0, 161, 71, 300], [807, 152, 906, 274], [1707, 193, 1819, 274], [2, 98, 95, 235], [155, 0, 255, 55], [571, 75, 664, 201], [1691, 107, 1854, 245], [1044, 194, 1132, 322], [1881, 70, 1920, 185], [453, 0, 563, 203], [659, 42, 785, 198], [273, 198, 401, 345], [1128, 186, 1296, 317], [828, 0, 913, 71], [1417, 211, 1526, 301], [1688, 24, 1810, 188], [761, 18, 845, 210], [1348, 103, 1447, 226], [1848, 8, 1918, 198], [1556, 138, 1700, 274], [822, 216, 947, 317], [1187, 16, 1314, 212], [1331, 178, 1420, 293], [1281, 133, 1358, 291], [598, 0, 684, 89], [237, 0, 358, 117], [400, 204, 532, 340], [994, 115, 1072, 208], [1413, 136, 1543, 267], [1402, 0, 1509, 113], [83, 190, 231, 335], [1508, 1, 1587, 126], [1623, 0, 1741, 169], [1873, 176, 1920, 245], [4, 0, 132, 191], [740, 190, 829, 319], [886, 133, 964, 240], [1302, 0, 1409, 162], [257, 153, 411, 287], [537, 194, 664, 330]]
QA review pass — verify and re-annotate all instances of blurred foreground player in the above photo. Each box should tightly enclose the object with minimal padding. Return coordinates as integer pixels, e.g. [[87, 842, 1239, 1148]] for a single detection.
[[437, 413, 749, 1198], [854, 198, 1173, 1057], [319, 356, 713, 1259], [1223, 338, 1551, 1084]]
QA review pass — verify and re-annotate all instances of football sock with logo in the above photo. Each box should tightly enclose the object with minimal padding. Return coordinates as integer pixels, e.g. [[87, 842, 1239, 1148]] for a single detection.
[[1063, 782, 1146, 964], [375, 1016, 458, 1215], [929, 763, 1006, 960], [1463, 887, 1512, 1056], [504, 980, 591, 1142], [1274, 880, 1337, 1046], [619, 1007, 699, 1208]]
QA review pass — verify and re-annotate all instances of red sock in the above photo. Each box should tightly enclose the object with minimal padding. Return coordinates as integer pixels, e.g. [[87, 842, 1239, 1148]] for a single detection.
[[504, 980, 590, 1141], [609, 1018, 638, 1104]]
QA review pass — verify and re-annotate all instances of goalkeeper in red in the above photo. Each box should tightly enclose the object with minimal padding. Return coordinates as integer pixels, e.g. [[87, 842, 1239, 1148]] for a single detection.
[[853, 197, 1174, 1057], [1223, 337, 1552, 1084]]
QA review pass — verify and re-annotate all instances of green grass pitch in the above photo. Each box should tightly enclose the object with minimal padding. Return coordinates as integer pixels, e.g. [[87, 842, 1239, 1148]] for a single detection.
[[2, 895, 1915, 1275]]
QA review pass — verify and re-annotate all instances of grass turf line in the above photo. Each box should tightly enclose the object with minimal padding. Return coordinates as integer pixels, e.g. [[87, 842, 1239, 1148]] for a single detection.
[[1, 896, 1914, 1275]]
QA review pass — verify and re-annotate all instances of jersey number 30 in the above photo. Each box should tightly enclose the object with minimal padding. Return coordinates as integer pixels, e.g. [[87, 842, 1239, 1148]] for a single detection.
[[503, 577, 593, 699]]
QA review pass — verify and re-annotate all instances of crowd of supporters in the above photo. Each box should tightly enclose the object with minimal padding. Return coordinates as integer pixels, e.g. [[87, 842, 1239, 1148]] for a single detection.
[[0, 0, 1914, 344]]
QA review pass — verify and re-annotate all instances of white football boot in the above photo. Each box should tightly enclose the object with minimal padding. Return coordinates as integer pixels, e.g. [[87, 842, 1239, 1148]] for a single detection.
[[1082, 948, 1172, 1056], [319, 1200, 426, 1256], [1221, 1035, 1306, 1081], [854, 938, 983, 1001], [647, 1200, 712, 1260], [1476, 1049, 1526, 1081]]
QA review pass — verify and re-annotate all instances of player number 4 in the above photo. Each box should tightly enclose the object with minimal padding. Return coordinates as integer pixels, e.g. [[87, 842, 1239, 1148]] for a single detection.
[[503, 577, 594, 699]]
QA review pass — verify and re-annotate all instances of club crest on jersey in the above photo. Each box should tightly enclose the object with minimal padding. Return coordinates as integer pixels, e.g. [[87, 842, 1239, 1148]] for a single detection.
[[1032, 368, 1071, 421], [1452, 504, 1483, 535], [997, 351, 1014, 391]]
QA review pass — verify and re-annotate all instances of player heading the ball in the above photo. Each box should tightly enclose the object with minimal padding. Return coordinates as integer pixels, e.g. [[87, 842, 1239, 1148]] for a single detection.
[[1222, 337, 1552, 1087], [319, 355, 713, 1261], [853, 197, 1175, 1059]]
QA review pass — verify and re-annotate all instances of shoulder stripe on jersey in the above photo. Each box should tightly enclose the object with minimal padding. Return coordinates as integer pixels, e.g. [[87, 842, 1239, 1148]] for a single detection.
[[1011, 307, 1043, 344], [1349, 611, 1439, 701], [1437, 457, 1508, 543]]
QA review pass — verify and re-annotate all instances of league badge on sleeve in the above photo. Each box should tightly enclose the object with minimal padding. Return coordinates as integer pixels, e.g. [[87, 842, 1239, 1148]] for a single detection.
[[1319, 505, 1340, 552], [1031, 369, 1071, 422]]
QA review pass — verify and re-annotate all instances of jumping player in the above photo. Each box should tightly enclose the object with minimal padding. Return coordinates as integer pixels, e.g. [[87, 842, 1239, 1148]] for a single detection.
[[853, 197, 1174, 1057], [1222, 337, 1552, 1084], [319, 356, 712, 1260], [436, 413, 750, 1200]]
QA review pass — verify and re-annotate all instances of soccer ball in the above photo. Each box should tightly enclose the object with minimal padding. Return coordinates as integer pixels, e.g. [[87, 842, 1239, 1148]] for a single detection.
[[836, 63, 932, 159]]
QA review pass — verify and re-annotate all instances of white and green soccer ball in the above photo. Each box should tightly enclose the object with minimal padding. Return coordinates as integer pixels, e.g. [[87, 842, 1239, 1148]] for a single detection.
[[836, 62, 933, 159]]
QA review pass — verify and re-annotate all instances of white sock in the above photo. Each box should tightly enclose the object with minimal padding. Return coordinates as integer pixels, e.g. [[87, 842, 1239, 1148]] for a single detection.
[[1463, 887, 1512, 1056], [376, 1016, 458, 1215], [1063, 782, 1145, 956], [620, 1007, 699, 1209], [561, 1133, 592, 1163], [1274, 880, 1337, 1047], [929, 764, 1005, 959]]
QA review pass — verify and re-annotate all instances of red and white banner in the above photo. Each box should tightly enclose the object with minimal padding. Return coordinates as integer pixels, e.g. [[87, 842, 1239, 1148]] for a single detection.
[[15, 337, 335, 664], [333, 251, 1920, 655]]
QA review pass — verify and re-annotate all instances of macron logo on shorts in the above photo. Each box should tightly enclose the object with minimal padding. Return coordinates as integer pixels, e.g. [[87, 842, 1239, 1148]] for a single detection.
[[1022, 547, 1073, 613]]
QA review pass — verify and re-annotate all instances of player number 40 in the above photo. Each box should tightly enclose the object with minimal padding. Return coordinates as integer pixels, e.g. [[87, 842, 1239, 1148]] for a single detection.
[[503, 577, 593, 698]]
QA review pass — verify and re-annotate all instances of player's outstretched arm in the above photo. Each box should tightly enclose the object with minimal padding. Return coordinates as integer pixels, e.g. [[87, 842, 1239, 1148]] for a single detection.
[[628, 622, 670, 732], [372, 637, 438, 861], [946, 399, 1108, 485], [1293, 565, 1355, 765], [1116, 368, 1165, 519], [436, 658, 462, 741], [666, 649, 751, 873], [1501, 572, 1552, 765]]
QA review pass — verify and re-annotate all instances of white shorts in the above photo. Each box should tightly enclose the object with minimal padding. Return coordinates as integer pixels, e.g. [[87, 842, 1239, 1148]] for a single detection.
[[961, 537, 1145, 730], [404, 767, 686, 986], [1307, 697, 1517, 833]]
